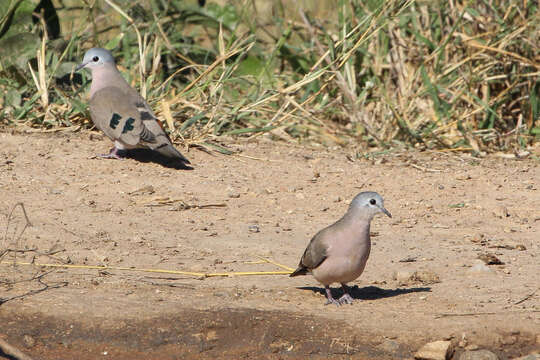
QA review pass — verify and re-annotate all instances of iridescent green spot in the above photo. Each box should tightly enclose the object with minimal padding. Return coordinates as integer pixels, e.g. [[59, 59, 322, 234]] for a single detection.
[[122, 117, 135, 134], [109, 113, 121, 129]]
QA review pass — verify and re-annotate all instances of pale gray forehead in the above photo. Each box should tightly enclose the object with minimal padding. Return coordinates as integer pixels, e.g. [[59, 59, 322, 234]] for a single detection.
[[351, 191, 384, 205], [82, 48, 115, 64]]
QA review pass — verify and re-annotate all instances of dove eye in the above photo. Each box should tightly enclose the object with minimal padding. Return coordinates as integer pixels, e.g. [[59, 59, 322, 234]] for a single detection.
[[92, 56, 99, 62], [369, 199, 376, 205]]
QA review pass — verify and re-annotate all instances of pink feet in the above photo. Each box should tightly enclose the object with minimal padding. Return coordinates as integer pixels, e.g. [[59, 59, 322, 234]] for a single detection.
[[324, 285, 356, 306], [338, 293, 354, 305], [98, 147, 126, 159], [324, 286, 341, 306]]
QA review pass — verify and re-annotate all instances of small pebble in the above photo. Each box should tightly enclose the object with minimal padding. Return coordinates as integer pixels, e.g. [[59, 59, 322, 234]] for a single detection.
[[477, 253, 504, 265], [23, 334, 36, 348], [468, 260, 494, 274], [458, 349, 498, 360]]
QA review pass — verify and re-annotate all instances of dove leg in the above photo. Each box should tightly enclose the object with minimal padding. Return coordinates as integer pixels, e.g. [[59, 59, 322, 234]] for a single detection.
[[338, 283, 355, 305], [99, 146, 127, 159], [324, 286, 341, 306]]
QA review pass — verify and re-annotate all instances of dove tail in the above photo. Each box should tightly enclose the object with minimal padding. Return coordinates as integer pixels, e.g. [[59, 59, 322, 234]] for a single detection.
[[155, 143, 190, 164], [289, 266, 309, 277]]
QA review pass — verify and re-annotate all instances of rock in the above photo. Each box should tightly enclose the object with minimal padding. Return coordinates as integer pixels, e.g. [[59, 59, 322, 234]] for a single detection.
[[459, 349, 499, 360], [248, 224, 260, 233], [269, 339, 293, 353], [414, 340, 453, 360], [468, 260, 494, 274], [377, 339, 400, 353], [412, 270, 441, 284], [493, 205, 510, 218], [394, 270, 414, 285], [456, 173, 472, 180], [470, 233, 486, 244], [477, 253, 504, 265], [499, 334, 517, 345], [23, 334, 36, 348], [226, 186, 240, 198], [394, 270, 441, 286]]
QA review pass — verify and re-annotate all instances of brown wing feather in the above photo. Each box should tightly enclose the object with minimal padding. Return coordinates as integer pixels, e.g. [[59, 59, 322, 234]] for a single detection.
[[89, 87, 146, 146], [290, 228, 329, 277]]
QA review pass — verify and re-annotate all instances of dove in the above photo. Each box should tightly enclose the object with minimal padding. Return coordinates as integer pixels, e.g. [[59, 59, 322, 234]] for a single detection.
[[76, 48, 190, 164], [290, 191, 391, 306]]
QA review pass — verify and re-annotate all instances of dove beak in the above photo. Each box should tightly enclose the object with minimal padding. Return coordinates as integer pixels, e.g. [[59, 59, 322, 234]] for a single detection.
[[380, 206, 392, 218], [75, 62, 88, 71]]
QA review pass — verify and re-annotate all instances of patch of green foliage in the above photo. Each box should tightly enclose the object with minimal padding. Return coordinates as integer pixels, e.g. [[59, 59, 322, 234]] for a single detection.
[[0, 0, 538, 152]]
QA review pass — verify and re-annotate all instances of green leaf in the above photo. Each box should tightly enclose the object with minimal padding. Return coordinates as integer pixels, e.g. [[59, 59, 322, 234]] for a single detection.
[[223, 125, 277, 135], [0, 32, 40, 70], [180, 112, 207, 132], [53, 61, 78, 78], [205, 3, 239, 29], [420, 65, 450, 120], [0, 0, 39, 40], [234, 55, 265, 77], [5, 87, 22, 108], [202, 142, 233, 155]]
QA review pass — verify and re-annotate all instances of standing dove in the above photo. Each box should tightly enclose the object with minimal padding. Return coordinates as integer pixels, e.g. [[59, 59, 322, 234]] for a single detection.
[[290, 191, 391, 306], [76, 48, 190, 164]]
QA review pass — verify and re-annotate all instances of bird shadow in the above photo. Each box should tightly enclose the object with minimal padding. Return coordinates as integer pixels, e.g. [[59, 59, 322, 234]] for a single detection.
[[299, 285, 431, 301], [125, 149, 193, 170]]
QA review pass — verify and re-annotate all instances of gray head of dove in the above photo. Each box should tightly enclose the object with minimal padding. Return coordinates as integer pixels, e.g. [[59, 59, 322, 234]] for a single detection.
[[348, 191, 391, 219], [76, 48, 116, 72]]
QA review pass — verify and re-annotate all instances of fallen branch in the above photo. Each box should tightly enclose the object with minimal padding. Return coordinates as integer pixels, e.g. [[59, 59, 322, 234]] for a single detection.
[[434, 310, 540, 319], [408, 162, 444, 173], [0, 337, 35, 360], [2, 203, 32, 254], [434, 312, 496, 318], [0, 277, 68, 305], [514, 287, 539, 305]]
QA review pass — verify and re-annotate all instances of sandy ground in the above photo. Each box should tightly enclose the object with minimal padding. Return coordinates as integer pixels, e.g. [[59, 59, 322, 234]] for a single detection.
[[0, 130, 539, 359]]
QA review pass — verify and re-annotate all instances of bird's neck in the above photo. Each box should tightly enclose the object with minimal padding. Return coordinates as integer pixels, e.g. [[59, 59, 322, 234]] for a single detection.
[[342, 207, 374, 224], [339, 211, 372, 239], [89, 66, 129, 98]]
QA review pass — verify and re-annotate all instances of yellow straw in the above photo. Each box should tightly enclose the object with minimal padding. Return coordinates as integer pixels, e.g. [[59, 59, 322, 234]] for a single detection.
[[0, 261, 293, 277]]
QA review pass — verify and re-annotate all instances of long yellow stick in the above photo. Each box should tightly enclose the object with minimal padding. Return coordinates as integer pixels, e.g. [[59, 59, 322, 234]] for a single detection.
[[0, 261, 293, 277]]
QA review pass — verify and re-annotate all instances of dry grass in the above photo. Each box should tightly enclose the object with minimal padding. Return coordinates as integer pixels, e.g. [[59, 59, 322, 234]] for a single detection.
[[0, 0, 538, 154]]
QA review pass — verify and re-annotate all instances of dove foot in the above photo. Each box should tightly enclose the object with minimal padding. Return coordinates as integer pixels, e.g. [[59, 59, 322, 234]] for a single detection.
[[324, 298, 341, 306], [338, 283, 356, 304], [98, 147, 127, 159], [324, 286, 341, 306], [338, 293, 355, 305]]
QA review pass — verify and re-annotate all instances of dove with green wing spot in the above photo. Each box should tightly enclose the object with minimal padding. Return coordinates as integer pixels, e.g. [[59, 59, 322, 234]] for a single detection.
[[76, 48, 190, 164]]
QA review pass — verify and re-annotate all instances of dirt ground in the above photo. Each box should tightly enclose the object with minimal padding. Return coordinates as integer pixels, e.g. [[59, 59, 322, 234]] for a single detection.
[[0, 130, 539, 359]]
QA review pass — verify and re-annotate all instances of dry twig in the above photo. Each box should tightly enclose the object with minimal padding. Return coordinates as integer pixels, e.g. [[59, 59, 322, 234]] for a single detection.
[[0, 337, 35, 360]]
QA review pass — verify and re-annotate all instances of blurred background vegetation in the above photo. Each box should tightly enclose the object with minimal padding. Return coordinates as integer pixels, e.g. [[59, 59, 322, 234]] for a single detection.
[[0, 0, 538, 154]]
